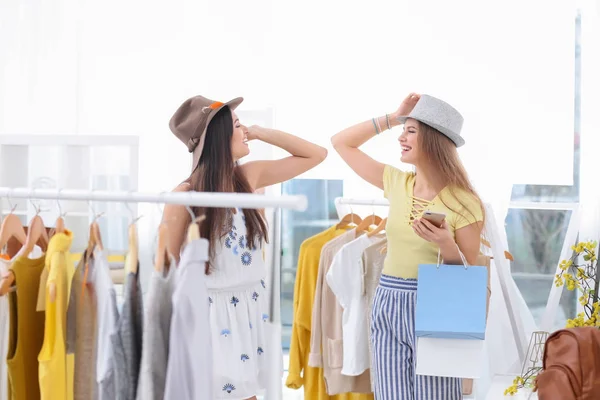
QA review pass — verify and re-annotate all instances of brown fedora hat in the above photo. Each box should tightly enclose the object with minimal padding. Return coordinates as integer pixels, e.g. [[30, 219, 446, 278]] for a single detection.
[[169, 95, 244, 171]]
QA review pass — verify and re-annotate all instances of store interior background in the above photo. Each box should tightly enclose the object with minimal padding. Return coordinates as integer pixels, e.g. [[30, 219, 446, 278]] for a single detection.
[[2, 0, 600, 398]]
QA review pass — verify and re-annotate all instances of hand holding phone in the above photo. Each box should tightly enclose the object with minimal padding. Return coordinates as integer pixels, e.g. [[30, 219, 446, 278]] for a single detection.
[[421, 211, 446, 228]]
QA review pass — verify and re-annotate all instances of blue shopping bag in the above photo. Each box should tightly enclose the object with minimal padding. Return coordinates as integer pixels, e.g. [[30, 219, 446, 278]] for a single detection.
[[415, 260, 488, 340]]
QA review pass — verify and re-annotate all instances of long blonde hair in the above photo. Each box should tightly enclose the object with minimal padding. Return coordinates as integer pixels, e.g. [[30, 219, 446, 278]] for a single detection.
[[417, 121, 485, 226]]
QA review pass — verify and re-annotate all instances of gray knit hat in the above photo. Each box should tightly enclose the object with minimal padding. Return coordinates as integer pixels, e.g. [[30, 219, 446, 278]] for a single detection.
[[397, 94, 465, 147]]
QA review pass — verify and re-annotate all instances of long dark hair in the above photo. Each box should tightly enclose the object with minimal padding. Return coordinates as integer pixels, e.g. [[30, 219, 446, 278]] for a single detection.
[[186, 106, 268, 273]]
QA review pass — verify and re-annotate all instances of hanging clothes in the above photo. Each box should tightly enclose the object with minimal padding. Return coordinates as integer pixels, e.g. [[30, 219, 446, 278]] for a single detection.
[[287, 226, 375, 400], [326, 234, 385, 377], [309, 229, 372, 396], [164, 238, 212, 400], [38, 230, 75, 400], [66, 249, 98, 400], [111, 256, 143, 400], [136, 255, 176, 400], [0, 257, 9, 400], [286, 227, 339, 389], [361, 238, 387, 391], [0, 246, 43, 400], [7, 254, 46, 400], [93, 249, 119, 400]]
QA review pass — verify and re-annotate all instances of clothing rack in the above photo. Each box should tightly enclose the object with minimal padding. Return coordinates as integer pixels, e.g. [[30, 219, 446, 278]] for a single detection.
[[0, 186, 296, 400], [335, 197, 389, 207], [0, 187, 307, 211]]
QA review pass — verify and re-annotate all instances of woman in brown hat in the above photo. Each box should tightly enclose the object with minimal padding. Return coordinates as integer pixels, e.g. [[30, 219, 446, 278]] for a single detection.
[[164, 95, 327, 399], [331, 93, 484, 399]]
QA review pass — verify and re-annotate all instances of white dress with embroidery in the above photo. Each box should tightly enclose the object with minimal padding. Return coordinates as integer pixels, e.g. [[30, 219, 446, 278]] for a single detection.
[[206, 208, 269, 399]]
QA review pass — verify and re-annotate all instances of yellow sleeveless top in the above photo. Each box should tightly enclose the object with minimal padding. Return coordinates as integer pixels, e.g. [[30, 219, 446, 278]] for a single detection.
[[7, 255, 46, 400]]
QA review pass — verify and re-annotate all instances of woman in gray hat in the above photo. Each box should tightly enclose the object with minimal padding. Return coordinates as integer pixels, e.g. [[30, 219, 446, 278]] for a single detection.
[[164, 95, 327, 399], [331, 93, 485, 399]]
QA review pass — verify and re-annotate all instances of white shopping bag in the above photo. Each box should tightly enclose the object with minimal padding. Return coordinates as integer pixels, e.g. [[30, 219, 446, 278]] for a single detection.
[[416, 337, 486, 378]]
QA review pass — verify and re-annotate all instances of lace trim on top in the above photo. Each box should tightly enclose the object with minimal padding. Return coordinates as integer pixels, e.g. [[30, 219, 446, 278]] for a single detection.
[[406, 195, 434, 225]]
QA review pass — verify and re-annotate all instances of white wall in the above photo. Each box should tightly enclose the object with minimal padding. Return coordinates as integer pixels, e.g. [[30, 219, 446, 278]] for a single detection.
[[269, 0, 575, 193], [0, 0, 576, 193]]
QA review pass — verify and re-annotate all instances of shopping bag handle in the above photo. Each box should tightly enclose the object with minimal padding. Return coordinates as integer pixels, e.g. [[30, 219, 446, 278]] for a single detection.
[[436, 243, 469, 270]]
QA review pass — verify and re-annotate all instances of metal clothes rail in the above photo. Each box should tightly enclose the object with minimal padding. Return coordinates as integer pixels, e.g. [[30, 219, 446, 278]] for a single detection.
[[0, 187, 308, 211], [335, 197, 389, 207]]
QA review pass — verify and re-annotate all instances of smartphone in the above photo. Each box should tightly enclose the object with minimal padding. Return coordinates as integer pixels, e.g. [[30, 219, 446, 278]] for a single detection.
[[422, 211, 446, 228]]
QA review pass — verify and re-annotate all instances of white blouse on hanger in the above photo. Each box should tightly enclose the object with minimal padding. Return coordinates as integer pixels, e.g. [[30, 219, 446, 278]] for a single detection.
[[164, 238, 212, 400], [326, 234, 382, 377]]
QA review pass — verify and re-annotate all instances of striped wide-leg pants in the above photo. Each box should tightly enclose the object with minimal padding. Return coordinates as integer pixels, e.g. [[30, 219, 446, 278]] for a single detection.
[[371, 274, 462, 400]]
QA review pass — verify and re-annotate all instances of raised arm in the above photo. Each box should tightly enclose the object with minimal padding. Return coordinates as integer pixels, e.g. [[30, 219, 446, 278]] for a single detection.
[[240, 126, 328, 190], [331, 93, 420, 190]]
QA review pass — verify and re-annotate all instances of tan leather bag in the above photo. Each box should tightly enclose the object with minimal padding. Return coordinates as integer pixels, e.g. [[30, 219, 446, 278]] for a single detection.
[[535, 327, 600, 400], [462, 254, 492, 395]]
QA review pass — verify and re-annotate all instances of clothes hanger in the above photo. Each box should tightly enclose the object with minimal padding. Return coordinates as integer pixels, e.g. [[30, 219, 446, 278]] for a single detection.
[[39, 195, 66, 307], [79, 202, 104, 301], [127, 221, 140, 274], [85, 200, 104, 256], [6, 199, 50, 300], [0, 194, 27, 252], [125, 201, 141, 275], [186, 205, 205, 244], [336, 205, 362, 229], [21, 199, 53, 303], [22, 199, 50, 256], [187, 215, 206, 244], [53, 195, 65, 236], [355, 211, 383, 235], [368, 217, 387, 237], [0, 196, 28, 296], [154, 222, 169, 272]]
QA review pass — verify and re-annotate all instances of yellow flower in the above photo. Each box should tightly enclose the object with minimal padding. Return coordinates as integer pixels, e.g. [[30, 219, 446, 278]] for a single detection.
[[566, 312, 587, 328], [514, 376, 525, 385], [504, 384, 518, 396], [559, 260, 569, 271], [555, 275, 564, 287]]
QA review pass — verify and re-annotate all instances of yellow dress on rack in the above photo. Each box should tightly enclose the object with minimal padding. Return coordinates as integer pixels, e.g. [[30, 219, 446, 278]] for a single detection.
[[38, 230, 75, 400], [286, 226, 374, 400]]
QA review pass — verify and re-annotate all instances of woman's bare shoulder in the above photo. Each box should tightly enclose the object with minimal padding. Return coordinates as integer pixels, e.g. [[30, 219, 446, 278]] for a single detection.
[[173, 181, 191, 192]]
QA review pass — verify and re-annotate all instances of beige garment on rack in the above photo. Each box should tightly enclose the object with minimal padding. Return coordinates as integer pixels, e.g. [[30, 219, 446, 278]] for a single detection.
[[361, 238, 387, 392], [308, 229, 372, 395], [66, 250, 99, 400]]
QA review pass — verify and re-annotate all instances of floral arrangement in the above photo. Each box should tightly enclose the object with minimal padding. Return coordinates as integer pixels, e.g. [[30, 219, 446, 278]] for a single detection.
[[504, 240, 599, 396]]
